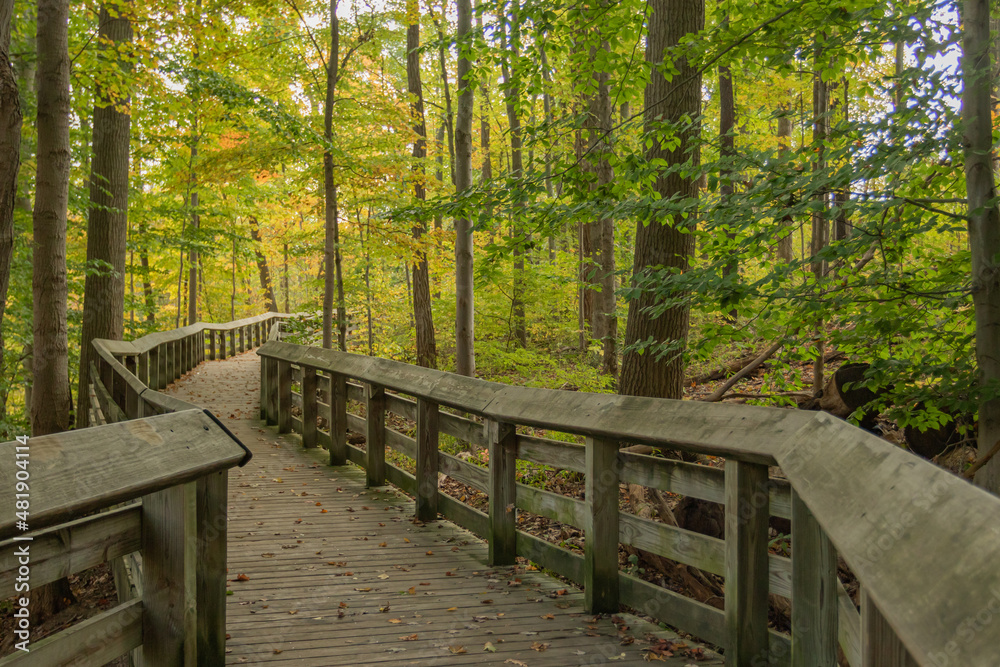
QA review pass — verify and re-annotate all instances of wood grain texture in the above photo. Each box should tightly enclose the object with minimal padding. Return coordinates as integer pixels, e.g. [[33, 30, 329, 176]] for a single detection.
[[301, 366, 318, 448], [488, 420, 517, 566], [861, 588, 919, 667], [585, 436, 619, 613], [366, 383, 386, 487], [791, 489, 837, 666], [415, 398, 439, 521]]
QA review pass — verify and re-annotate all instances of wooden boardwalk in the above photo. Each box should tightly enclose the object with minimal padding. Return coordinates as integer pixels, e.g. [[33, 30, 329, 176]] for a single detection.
[[165, 352, 721, 666]]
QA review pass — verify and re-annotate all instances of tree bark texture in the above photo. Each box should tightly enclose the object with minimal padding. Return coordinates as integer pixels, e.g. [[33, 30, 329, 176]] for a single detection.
[[0, 0, 21, 433], [811, 42, 828, 398], [454, 0, 475, 376], [323, 0, 346, 350], [776, 107, 794, 262], [619, 0, 703, 400], [77, 2, 132, 428], [964, 0, 1000, 493], [249, 216, 277, 312], [31, 0, 72, 437], [407, 0, 437, 369], [718, 57, 737, 322]]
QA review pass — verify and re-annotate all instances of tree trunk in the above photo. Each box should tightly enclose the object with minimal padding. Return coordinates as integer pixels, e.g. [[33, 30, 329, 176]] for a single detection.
[[576, 117, 593, 347], [719, 53, 738, 322], [77, 2, 132, 428], [323, 0, 346, 350], [0, 0, 21, 433], [31, 0, 75, 622], [283, 241, 290, 312], [619, 0, 703, 400], [539, 40, 556, 263], [834, 79, 850, 241], [965, 0, 1000, 494], [776, 105, 794, 262], [249, 216, 277, 311], [499, 0, 525, 348], [586, 22, 617, 376], [407, 0, 437, 369], [434, 2, 456, 184], [811, 41, 828, 398], [454, 0, 475, 375]]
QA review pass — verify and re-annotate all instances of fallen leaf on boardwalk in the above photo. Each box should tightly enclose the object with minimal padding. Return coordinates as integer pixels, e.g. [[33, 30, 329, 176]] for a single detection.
[[446, 607, 457, 612], [541, 614, 554, 620], [233, 574, 250, 582], [315, 502, 322, 506], [426, 551, 433, 555], [389, 618, 402, 624], [400, 634, 418, 641], [273, 478, 283, 483], [378, 574, 390, 580], [556, 589, 567, 595], [379, 604, 390, 612], [403, 538, 410, 543], [294, 519, 303, 524], [261, 553, 275, 558], [504, 661, 527, 667], [446, 571, 455, 576], [481, 599, 493, 604], [225, 634, 231, 639], [273, 649, 283, 654], [355, 587, 372, 592], [379, 542, 387, 547], [448, 646, 467, 654], [407, 587, 416, 595], [338, 602, 348, 608], [531, 642, 550, 652], [288, 610, 298, 615], [321, 509, 328, 513], [386, 647, 406, 653], [609, 653, 626, 660], [484, 642, 496, 652]]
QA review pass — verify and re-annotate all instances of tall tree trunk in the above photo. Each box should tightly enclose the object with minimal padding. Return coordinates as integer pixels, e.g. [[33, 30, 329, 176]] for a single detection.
[[249, 216, 277, 311], [323, 0, 346, 350], [586, 22, 617, 376], [187, 139, 198, 324], [476, 3, 492, 237], [454, 0, 475, 375], [31, 0, 75, 622], [283, 240, 290, 312], [499, 0, 526, 347], [434, 2, 456, 184], [811, 41, 828, 398], [575, 115, 593, 348], [776, 104, 794, 262], [718, 43, 738, 322], [407, 0, 437, 368], [0, 0, 21, 433], [539, 40, 556, 263], [77, 2, 132, 428], [834, 79, 850, 241], [231, 235, 236, 320], [619, 0, 703, 400], [965, 0, 1000, 494]]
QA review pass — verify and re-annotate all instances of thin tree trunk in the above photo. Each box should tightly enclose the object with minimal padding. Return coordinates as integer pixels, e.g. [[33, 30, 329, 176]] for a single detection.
[[619, 0, 703, 400], [811, 40, 828, 398], [231, 235, 236, 320], [249, 216, 277, 311], [323, 0, 347, 350], [834, 79, 850, 241], [407, 0, 437, 368], [539, 40, 556, 263], [283, 240, 290, 312], [454, 0, 475, 375], [476, 3, 493, 238], [434, 2, 456, 184], [499, 0, 525, 347], [31, 0, 75, 622], [77, 2, 132, 428], [0, 0, 21, 433], [965, 0, 1000, 493], [776, 105, 794, 262], [718, 38, 738, 322], [575, 116, 593, 347]]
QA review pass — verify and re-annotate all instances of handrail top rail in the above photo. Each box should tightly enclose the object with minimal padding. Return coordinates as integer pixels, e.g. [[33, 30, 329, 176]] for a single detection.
[[93, 312, 295, 357], [257, 340, 808, 464], [258, 338, 1000, 665], [0, 409, 247, 541]]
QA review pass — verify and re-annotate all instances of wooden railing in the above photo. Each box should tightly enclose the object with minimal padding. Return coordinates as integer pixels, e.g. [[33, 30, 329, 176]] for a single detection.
[[0, 410, 248, 666], [258, 336, 1000, 667]]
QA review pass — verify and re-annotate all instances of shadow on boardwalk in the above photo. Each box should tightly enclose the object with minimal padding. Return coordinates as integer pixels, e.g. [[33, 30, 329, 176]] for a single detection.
[[166, 351, 722, 666]]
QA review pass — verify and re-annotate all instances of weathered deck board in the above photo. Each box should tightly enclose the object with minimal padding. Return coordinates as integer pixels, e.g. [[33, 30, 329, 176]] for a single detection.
[[165, 352, 721, 666]]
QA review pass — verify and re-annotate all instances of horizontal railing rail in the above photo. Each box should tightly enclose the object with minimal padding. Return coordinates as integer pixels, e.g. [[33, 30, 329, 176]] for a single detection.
[[257, 339, 1000, 667], [0, 410, 246, 666]]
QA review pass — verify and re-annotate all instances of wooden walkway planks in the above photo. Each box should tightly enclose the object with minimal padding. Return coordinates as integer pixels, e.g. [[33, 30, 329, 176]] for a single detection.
[[165, 352, 721, 666]]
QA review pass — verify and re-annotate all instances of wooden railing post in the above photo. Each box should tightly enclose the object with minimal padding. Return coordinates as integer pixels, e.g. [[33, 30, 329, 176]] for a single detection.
[[142, 482, 198, 665], [585, 436, 619, 613], [861, 589, 918, 667], [366, 383, 386, 486], [415, 398, 439, 521], [488, 420, 517, 566], [124, 355, 139, 419], [301, 366, 318, 448], [791, 489, 838, 666], [277, 360, 292, 433], [265, 357, 278, 425], [196, 471, 228, 665], [239, 326, 245, 353], [259, 353, 269, 420], [330, 373, 348, 466], [138, 352, 149, 387], [209, 330, 216, 360], [725, 459, 771, 664]]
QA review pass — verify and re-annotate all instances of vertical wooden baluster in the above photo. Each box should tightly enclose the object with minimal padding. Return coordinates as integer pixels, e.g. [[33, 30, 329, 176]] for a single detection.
[[265, 357, 279, 425], [209, 330, 216, 360], [259, 351, 269, 420], [791, 489, 838, 666], [302, 366, 317, 448], [124, 356, 139, 419], [488, 420, 517, 566], [585, 436, 619, 613], [725, 459, 771, 664], [366, 383, 386, 486], [277, 359, 292, 433], [159, 345, 168, 388], [330, 373, 348, 466], [196, 471, 228, 666], [138, 352, 149, 388], [415, 398, 440, 521], [142, 482, 197, 665], [861, 588, 918, 667], [239, 326, 245, 353]]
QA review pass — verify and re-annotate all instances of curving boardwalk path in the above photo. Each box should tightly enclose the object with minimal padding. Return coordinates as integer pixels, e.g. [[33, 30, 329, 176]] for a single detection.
[[165, 351, 721, 666]]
